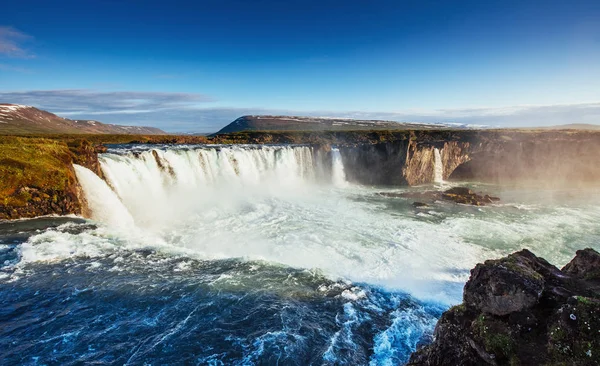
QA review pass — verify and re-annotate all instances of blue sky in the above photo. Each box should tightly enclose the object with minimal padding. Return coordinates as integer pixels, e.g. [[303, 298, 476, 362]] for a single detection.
[[1, 0, 599, 132]]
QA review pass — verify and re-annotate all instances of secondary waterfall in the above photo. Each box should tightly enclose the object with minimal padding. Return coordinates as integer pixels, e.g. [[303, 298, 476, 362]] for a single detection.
[[433, 148, 444, 184], [331, 148, 347, 187]]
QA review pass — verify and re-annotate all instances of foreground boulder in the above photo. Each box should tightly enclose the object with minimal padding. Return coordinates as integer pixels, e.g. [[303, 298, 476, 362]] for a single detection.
[[408, 248, 600, 365]]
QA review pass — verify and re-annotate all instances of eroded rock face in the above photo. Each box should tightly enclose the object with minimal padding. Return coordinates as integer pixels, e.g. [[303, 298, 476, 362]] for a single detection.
[[67, 139, 106, 178], [408, 248, 600, 366], [464, 250, 545, 316], [562, 248, 600, 280]]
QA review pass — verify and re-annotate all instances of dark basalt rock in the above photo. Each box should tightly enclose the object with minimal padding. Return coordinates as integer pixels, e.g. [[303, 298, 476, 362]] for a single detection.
[[464, 250, 546, 316], [377, 187, 500, 207], [562, 248, 600, 281], [408, 248, 600, 366], [441, 187, 500, 206]]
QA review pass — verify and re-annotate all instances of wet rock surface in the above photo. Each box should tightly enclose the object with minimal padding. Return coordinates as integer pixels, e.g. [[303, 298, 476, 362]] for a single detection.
[[408, 249, 600, 366], [441, 187, 500, 206], [378, 187, 500, 207]]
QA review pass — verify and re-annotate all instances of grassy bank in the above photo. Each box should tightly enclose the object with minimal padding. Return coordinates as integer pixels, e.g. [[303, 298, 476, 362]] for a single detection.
[[0, 136, 85, 219], [0, 137, 74, 207]]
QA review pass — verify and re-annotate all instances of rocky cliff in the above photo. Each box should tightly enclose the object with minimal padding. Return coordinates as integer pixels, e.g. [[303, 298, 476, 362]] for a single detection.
[[336, 130, 600, 187], [407, 248, 600, 365]]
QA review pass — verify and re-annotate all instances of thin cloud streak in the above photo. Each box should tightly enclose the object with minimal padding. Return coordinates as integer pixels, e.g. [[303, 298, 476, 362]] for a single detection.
[[0, 89, 215, 114], [59, 102, 600, 133], [0, 26, 34, 58], [0, 89, 598, 132]]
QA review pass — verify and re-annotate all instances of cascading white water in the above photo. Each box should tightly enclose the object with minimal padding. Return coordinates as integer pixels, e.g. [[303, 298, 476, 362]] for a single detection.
[[95, 145, 326, 227], [73, 164, 135, 228], [331, 148, 348, 187], [68, 143, 600, 303], [433, 148, 444, 184]]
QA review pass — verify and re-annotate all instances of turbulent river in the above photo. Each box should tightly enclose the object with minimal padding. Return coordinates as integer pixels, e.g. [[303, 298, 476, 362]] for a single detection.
[[1, 144, 599, 365]]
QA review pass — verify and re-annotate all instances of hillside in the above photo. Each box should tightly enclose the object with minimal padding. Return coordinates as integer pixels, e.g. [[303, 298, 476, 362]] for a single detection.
[[540, 123, 600, 130], [214, 115, 455, 134], [0, 104, 165, 135]]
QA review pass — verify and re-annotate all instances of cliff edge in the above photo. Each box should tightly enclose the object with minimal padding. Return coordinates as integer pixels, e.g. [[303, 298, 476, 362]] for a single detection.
[[408, 248, 600, 366]]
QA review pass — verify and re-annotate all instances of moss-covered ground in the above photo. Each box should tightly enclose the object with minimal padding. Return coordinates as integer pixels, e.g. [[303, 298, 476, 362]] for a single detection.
[[0, 136, 75, 208]]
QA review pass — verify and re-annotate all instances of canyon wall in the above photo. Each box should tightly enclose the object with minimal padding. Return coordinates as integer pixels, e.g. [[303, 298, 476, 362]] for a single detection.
[[337, 130, 600, 187], [337, 138, 471, 186]]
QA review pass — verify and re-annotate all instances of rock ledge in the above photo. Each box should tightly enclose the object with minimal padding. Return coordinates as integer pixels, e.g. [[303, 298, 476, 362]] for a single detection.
[[408, 248, 600, 365]]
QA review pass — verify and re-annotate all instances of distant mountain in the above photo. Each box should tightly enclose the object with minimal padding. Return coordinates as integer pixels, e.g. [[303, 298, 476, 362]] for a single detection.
[[539, 123, 600, 130], [0, 104, 165, 135], [215, 115, 455, 134]]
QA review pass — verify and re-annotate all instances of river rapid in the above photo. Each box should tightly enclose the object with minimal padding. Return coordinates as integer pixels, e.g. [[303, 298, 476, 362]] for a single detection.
[[1, 144, 599, 365]]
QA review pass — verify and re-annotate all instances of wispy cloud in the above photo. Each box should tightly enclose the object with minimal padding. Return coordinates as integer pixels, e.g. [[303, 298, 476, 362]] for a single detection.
[[0, 88, 598, 132], [335, 103, 600, 127], [0, 26, 34, 58], [0, 89, 214, 115], [57, 102, 600, 133]]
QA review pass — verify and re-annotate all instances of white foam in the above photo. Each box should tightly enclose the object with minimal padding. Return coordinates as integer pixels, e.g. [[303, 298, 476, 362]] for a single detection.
[[74, 165, 135, 229], [10, 146, 600, 305]]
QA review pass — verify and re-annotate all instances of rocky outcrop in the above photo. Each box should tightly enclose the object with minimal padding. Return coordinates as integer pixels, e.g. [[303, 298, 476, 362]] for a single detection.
[[408, 249, 600, 366], [441, 187, 500, 206], [380, 187, 500, 206], [67, 139, 107, 178]]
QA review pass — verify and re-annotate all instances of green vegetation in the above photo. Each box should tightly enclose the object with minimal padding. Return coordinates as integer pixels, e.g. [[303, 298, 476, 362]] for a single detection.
[[0, 136, 74, 207], [497, 255, 545, 282], [547, 297, 600, 364], [473, 314, 518, 363]]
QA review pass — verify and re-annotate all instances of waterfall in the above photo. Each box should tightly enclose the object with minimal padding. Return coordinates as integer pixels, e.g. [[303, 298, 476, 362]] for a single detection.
[[73, 164, 135, 228], [331, 148, 348, 187], [433, 148, 444, 184], [87, 145, 341, 227]]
